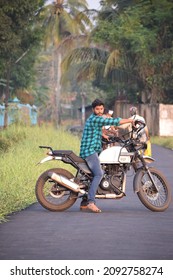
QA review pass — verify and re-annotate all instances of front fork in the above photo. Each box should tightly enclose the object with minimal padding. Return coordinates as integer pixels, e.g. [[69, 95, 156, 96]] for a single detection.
[[144, 166, 159, 192], [134, 152, 159, 193]]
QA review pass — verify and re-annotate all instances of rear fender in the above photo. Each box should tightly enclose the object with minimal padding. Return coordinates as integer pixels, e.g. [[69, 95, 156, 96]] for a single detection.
[[37, 155, 62, 165]]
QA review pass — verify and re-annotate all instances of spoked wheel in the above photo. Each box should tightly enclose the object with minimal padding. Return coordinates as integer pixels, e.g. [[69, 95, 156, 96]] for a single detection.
[[35, 168, 78, 211], [135, 167, 172, 211]]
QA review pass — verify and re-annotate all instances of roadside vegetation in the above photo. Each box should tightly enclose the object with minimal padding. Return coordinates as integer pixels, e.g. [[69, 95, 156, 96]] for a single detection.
[[151, 136, 173, 150], [0, 124, 80, 222]]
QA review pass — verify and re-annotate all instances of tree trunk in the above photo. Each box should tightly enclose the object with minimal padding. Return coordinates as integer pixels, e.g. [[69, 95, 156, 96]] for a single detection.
[[56, 51, 62, 126], [3, 68, 11, 129], [53, 48, 62, 127]]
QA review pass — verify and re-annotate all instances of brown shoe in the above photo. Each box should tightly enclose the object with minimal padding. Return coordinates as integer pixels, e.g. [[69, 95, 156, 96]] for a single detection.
[[80, 205, 88, 211], [86, 203, 102, 213], [80, 197, 88, 211]]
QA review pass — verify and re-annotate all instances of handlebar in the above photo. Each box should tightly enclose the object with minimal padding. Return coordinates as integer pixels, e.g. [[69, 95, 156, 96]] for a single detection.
[[133, 119, 146, 133], [102, 120, 146, 149], [102, 136, 147, 154], [103, 120, 145, 140], [102, 136, 124, 145]]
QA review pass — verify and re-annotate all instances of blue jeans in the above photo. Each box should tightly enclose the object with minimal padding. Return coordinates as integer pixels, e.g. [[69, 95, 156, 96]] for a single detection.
[[85, 152, 104, 204]]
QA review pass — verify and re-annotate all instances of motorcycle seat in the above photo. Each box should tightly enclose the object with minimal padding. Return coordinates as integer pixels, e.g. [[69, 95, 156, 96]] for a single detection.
[[53, 150, 72, 156], [53, 150, 85, 163]]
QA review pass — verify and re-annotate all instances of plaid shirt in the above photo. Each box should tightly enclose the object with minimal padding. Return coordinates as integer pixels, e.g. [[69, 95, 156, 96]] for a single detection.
[[80, 113, 122, 158]]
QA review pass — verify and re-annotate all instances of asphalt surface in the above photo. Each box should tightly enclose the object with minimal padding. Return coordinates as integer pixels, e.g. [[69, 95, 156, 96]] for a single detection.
[[0, 144, 173, 260]]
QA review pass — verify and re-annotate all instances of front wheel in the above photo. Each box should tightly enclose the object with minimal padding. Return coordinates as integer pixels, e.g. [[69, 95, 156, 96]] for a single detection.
[[35, 168, 78, 211], [134, 167, 172, 211]]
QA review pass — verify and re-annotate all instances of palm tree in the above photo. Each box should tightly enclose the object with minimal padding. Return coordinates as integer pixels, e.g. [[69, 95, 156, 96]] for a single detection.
[[41, 0, 92, 126], [61, 3, 135, 105], [61, 0, 163, 105], [61, 40, 136, 105]]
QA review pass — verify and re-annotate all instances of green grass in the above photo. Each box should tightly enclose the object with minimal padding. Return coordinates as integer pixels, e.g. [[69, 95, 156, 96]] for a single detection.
[[0, 124, 27, 152], [151, 136, 173, 150], [0, 124, 80, 222]]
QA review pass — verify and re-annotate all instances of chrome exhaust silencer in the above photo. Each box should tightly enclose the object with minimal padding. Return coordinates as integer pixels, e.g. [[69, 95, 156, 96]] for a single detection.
[[48, 172, 85, 194], [95, 193, 124, 199]]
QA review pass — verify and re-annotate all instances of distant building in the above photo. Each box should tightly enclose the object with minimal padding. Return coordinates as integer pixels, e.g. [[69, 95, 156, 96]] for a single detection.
[[0, 97, 38, 127]]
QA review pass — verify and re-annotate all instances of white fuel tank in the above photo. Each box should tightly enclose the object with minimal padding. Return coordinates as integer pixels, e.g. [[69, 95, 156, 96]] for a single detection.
[[99, 146, 132, 164]]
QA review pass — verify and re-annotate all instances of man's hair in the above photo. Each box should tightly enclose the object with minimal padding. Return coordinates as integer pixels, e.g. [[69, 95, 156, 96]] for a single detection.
[[104, 108, 109, 114], [92, 99, 104, 108], [129, 106, 137, 116]]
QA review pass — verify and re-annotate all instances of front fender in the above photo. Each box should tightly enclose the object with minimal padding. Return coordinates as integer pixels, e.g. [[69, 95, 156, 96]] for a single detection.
[[143, 156, 155, 164]]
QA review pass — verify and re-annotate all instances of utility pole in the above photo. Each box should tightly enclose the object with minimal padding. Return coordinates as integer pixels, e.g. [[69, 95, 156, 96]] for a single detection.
[[81, 92, 86, 125]]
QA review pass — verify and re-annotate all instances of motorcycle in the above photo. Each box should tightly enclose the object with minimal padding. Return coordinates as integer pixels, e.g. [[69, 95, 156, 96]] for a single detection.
[[35, 121, 171, 212]]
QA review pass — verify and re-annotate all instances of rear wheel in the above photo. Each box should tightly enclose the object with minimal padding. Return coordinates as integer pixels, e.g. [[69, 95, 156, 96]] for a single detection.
[[35, 168, 78, 211], [135, 167, 172, 211]]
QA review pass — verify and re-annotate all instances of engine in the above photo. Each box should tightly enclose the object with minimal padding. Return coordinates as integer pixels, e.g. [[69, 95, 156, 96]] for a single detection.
[[97, 165, 124, 195]]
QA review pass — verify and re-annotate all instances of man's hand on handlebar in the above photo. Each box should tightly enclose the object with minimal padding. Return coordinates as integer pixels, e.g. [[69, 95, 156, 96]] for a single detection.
[[130, 119, 138, 131], [132, 119, 146, 132], [102, 134, 109, 141]]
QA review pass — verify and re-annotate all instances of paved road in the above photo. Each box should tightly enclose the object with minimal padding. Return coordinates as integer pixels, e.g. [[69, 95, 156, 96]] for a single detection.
[[0, 145, 173, 260]]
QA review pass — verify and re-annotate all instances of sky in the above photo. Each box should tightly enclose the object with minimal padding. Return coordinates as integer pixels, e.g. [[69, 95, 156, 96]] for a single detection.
[[46, 0, 101, 10], [86, 0, 101, 10]]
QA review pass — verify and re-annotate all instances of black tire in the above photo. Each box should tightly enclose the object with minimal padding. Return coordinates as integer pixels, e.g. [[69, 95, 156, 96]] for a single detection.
[[134, 167, 172, 212], [35, 168, 78, 211]]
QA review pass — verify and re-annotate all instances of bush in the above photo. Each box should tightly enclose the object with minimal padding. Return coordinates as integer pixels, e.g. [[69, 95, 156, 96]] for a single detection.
[[0, 124, 27, 152]]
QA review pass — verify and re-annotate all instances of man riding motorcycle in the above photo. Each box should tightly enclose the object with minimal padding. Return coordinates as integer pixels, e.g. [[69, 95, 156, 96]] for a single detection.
[[79, 99, 135, 213]]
